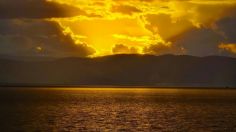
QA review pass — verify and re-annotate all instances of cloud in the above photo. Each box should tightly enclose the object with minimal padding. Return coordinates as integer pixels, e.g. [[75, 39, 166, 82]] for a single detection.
[[0, 19, 95, 57], [169, 12, 236, 57], [215, 12, 236, 43], [219, 43, 236, 53], [144, 14, 193, 40], [56, 17, 153, 52], [111, 4, 141, 15], [1, 0, 236, 57], [140, 6, 235, 57], [171, 28, 224, 56], [0, 0, 89, 19], [143, 43, 185, 55], [112, 44, 139, 54], [36, 1, 236, 58]]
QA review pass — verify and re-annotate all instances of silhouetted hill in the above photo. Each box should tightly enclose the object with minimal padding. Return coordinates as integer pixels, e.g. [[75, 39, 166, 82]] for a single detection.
[[0, 54, 235, 87]]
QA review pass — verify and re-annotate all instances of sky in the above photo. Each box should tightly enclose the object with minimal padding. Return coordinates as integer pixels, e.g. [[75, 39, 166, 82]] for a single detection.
[[0, 0, 236, 57]]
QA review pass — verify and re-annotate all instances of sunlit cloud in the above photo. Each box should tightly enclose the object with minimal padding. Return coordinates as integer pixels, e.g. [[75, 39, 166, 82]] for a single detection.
[[219, 43, 236, 54], [44, 0, 236, 56]]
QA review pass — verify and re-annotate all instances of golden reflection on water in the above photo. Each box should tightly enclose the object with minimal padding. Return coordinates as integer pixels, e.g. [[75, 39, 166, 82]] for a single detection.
[[1, 88, 236, 131], [26, 87, 236, 96]]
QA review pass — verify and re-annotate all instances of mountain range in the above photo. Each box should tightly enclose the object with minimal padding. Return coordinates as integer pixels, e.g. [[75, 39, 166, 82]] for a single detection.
[[0, 54, 235, 87]]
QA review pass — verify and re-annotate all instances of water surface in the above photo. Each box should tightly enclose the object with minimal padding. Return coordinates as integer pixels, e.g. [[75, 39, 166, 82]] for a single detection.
[[0, 88, 236, 131]]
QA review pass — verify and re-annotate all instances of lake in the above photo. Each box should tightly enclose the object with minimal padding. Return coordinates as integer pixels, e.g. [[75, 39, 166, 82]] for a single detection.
[[0, 88, 236, 131]]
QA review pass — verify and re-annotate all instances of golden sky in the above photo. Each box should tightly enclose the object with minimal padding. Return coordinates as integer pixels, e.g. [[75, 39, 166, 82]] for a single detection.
[[0, 0, 236, 57], [47, 0, 236, 56]]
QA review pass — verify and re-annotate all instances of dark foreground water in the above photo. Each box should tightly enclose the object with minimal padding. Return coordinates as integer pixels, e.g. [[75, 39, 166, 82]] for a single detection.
[[0, 88, 236, 131]]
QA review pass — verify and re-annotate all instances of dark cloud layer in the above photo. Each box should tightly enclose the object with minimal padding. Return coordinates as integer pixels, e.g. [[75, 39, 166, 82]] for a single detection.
[[0, 0, 86, 19], [0, 19, 95, 57], [170, 14, 236, 57]]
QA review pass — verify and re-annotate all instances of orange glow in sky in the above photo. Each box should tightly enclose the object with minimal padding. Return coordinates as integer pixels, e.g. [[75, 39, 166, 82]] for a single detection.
[[46, 0, 236, 56]]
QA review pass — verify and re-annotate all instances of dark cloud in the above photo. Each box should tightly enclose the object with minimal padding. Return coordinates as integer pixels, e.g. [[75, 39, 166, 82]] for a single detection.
[[216, 14, 236, 43], [0, 19, 95, 57], [112, 44, 138, 54], [111, 5, 141, 15], [172, 28, 224, 56], [215, 13, 236, 56], [143, 43, 184, 55], [142, 7, 236, 57], [170, 13, 236, 57], [0, 0, 88, 19]]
